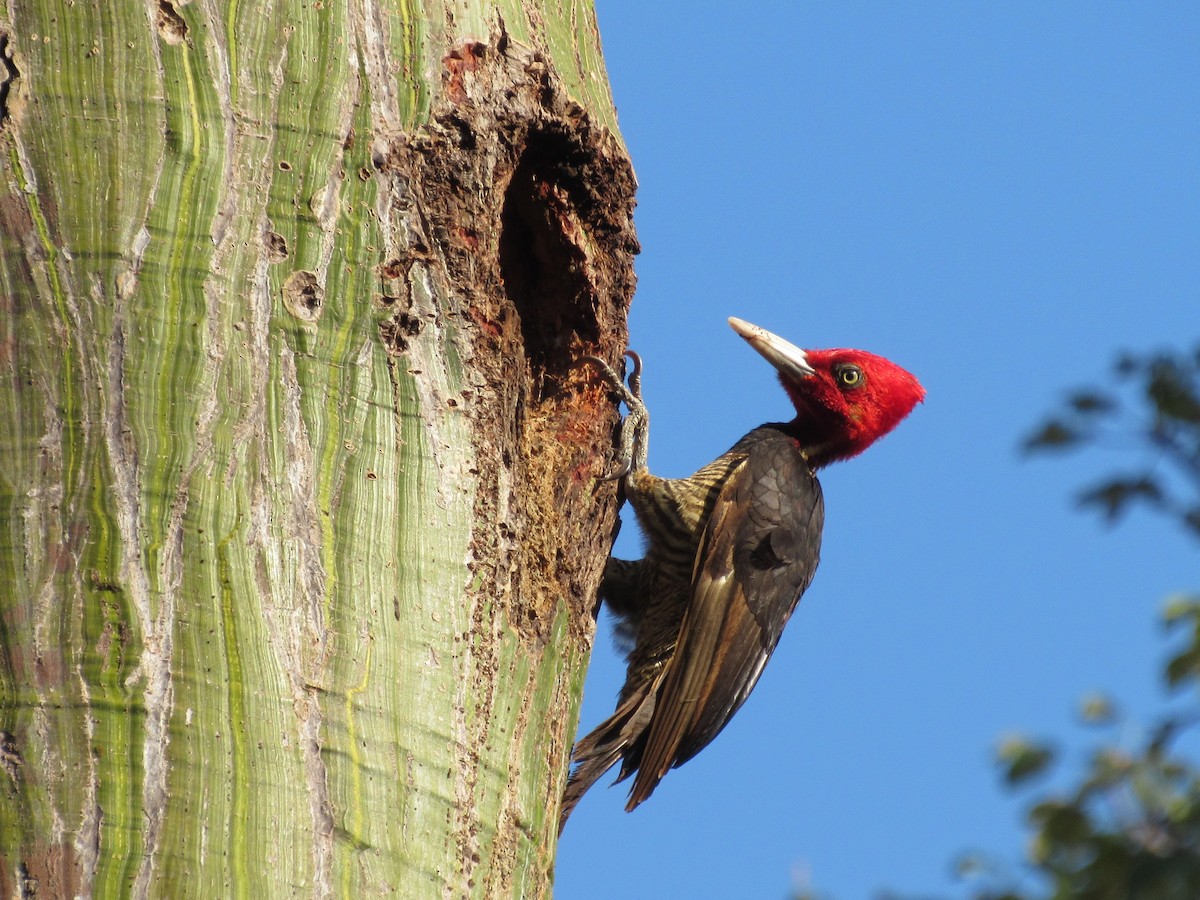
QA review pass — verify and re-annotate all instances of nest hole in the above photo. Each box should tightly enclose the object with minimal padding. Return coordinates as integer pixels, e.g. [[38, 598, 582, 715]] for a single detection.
[[499, 128, 599, 391]]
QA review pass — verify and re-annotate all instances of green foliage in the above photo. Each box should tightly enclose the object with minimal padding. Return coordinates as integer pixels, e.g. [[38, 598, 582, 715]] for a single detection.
[[1163, 598, 1200, 690], [967, 625, 1200, 900], [791, 347, 1200, 900], [1077, 694, 1117, 727], [959, 348, 1200, 899], [996, 735, 1057, 787], [1024, 346, 1200, 540]]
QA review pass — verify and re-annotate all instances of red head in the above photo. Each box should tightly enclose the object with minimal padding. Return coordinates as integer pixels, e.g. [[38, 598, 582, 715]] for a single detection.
[[729, 317, 925, 467]]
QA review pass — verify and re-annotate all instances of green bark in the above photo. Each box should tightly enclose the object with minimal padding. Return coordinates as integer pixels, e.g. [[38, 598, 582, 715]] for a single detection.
[[0, 1, 634, 897]]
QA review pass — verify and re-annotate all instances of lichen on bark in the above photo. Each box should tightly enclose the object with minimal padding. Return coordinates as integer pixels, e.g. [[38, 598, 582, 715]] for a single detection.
[[374, 33, 637, 890], [0, 3, 635, 897]]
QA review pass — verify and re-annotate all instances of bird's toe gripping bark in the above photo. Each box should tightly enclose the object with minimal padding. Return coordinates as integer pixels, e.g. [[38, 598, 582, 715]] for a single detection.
[[579, 351, 649, 479]]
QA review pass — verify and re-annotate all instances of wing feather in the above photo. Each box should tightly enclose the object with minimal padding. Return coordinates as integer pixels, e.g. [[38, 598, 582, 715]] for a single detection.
[[628, 428, 824, 808]]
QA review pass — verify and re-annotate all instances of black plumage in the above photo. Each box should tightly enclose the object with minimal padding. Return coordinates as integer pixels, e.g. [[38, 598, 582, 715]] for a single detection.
[[560, 318, 924, 831], [561, 424, 823, 828]]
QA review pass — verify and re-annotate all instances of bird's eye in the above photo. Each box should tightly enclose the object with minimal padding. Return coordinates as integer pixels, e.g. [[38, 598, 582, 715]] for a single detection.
[[835, 365, 864, 389]]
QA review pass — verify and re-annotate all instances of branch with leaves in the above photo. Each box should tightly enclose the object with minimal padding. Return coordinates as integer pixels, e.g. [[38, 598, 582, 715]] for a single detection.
[[959, 346, 1200, 900], [1025, 346, 1200, 539]]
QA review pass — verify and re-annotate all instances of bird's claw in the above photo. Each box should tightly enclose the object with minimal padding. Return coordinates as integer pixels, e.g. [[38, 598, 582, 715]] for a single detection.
[[578, 354, 637, 401], [578, 351, 649, 479], [597, 458, 632, 483]]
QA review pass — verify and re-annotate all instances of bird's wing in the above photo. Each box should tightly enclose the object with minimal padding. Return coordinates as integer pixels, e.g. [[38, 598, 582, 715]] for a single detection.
[[628, 430, 824, 809]]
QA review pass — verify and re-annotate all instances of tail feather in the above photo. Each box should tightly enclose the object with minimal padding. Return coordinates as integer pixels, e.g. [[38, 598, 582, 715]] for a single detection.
[[558, 680, 658, 834]]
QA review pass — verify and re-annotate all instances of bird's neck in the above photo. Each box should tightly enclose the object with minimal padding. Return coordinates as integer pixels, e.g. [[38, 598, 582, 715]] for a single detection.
[[774, 410, 829, 467]]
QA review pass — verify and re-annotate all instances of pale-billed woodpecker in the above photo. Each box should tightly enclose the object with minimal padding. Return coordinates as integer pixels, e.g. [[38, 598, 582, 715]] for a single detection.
[[560, 317, 924, 830]]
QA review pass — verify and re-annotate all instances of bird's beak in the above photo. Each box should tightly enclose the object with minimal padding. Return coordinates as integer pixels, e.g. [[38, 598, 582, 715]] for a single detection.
[[728, 317, 816, 380]]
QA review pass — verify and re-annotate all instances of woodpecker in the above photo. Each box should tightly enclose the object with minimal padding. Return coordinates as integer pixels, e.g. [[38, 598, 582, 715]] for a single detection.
[[560, 317, 924, 830]]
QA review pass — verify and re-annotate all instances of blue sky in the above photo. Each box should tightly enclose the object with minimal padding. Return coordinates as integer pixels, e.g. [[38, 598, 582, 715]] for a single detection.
[[554, 5, 1199, 899]]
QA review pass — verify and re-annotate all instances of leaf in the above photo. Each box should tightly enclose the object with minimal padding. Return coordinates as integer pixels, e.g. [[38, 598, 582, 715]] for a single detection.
[[997, 735, 1056, 785], [1077, 476, 1163, 522], [1087, 748, 1134, 788], [1147, 360, 1200, 424], [952, 852, 986, 878], [1028, 800, 1093, 856], [1184, 507, 1200, 539], [1164, 646, 1200, 689], [1148, 718, 1181, 756], [1115, 352, 1140, 377], [1067, 391, 1116, 415], [1078, 692, 1117, 726], [1162, 596, 1200, 627], [1023, 420, 1080, 452]]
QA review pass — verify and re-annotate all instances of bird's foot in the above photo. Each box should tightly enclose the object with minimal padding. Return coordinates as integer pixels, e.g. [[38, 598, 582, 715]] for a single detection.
[[579, 351, 649, 479]]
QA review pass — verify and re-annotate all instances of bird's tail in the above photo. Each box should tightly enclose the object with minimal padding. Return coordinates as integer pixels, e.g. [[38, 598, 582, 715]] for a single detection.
[[558, 680, 658, 834]]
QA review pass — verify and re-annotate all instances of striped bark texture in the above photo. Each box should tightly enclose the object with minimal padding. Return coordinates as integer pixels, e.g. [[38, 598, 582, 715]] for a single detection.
[[0, 2, 635, 897]]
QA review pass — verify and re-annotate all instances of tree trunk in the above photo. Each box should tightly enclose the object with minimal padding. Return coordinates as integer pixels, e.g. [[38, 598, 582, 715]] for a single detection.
[[0, 2, 635, 897]]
